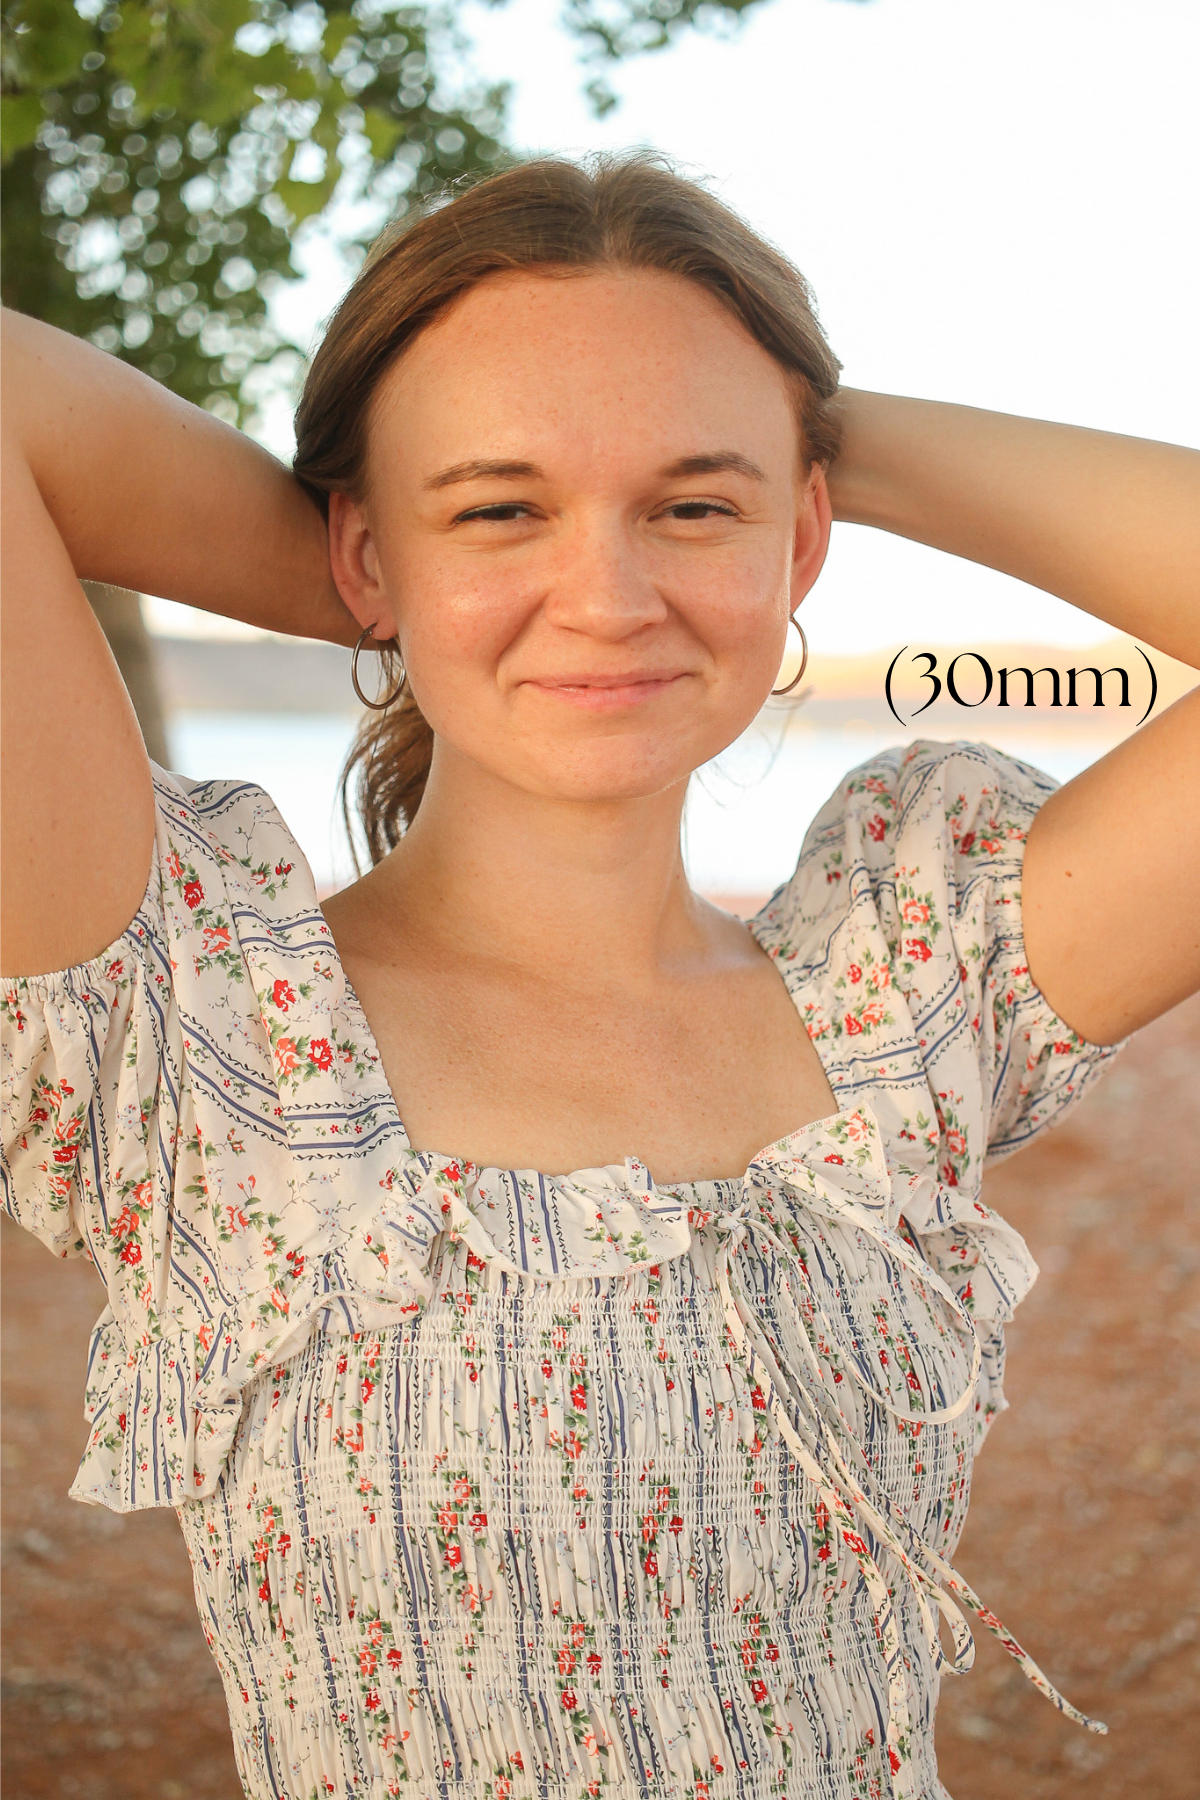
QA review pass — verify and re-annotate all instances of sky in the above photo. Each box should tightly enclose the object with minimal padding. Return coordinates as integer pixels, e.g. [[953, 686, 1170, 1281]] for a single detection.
[[150, 0, 1200, 653]]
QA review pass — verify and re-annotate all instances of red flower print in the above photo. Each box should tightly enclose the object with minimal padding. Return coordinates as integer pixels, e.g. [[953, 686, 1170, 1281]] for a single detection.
[[669, 1515, 683, 1536], [365, 1690, 381, 1712], [275, 1038, 299, 1077], [1054, 1040, 1074, 1055], [847, 963, 862, 984], [359, 1649, 377, 1676], [437, 1506, 458, 1531], [52, 1145, 78, 1164], [587, 1652, 602, 1674], [274, 861, 293, 877], [444, 1544, 463, 1569], [308, 1038, 333, 1071], [643, 1551, 658, 1577], [558, 1648, 576, 1676], [165, 851, 183, 880], [182, 879, 204, 909], [750, 1386, 766, 1411], [905, 938, 932, 962], [959, 831, 975, 853], [824, 1151, 843, 1165], [120, 1241, 142, 1266], [866, 815, 887, 842], [272, 979, 297, 1012], [560, 1689, 577, 1712], [387, 1648, 402, 1669], [470, 1512, 488, 1531], [202, 925, 231, 955], [844, 1015, 863, 1036], [112, 1205, 140, 1238], [570, 1383, 586, 1410], [888, 1746, 901, 1774], [750, 1679, 768, 1704], [901, 899, 930, 925]]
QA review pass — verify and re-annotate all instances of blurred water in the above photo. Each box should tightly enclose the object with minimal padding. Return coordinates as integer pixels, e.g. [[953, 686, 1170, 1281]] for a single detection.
[[168, 710, 1118, 898]]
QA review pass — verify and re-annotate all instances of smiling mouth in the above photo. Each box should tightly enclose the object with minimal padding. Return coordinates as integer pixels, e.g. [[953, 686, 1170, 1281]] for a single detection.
[[522, 672, 690, 710]]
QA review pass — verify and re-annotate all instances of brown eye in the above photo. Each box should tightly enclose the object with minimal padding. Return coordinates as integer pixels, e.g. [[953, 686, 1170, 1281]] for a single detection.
[[456, 503, 533, 523], [663, 501, 737, 521]]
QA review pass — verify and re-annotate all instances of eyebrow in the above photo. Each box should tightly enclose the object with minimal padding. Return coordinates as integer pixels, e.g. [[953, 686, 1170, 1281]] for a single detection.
[[423, 450, 769, 491], [424, 458, 542, 490], [660, 452, 768, 482]]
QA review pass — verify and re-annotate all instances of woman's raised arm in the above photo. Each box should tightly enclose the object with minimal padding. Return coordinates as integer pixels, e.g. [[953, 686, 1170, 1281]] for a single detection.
[[826, 390, 1200, 1044], [0, 310, 354, 978]]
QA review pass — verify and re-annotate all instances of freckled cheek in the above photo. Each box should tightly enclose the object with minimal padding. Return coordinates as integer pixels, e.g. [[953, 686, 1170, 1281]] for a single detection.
[[681, 573, 789, 684], [397, 564, 534, 697]]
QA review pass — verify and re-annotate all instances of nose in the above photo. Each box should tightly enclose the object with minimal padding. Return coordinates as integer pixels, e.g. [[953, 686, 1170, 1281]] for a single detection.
[[540, 518, 669, 642]]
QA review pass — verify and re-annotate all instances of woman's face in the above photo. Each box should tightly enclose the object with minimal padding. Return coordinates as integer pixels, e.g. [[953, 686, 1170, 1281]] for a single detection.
[[329, 267, 831, 807]]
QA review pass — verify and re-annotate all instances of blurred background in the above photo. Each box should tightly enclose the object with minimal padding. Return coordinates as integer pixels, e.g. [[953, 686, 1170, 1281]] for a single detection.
[[2, 0, 1198, 1794]]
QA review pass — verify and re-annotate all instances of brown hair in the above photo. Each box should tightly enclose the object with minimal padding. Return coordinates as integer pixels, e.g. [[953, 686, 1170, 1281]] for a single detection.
[[293, 152, 842, 867]]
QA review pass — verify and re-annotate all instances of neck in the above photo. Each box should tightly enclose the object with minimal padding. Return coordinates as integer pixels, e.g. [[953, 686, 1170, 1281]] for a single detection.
[[375, 743, 711, 979]]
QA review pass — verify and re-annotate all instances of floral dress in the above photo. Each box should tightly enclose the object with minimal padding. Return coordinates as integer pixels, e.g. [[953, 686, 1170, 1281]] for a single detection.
[[1, 740, 1122, 1800]]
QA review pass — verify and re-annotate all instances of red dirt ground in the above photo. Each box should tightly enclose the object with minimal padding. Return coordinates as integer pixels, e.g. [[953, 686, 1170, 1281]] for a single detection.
[[4, 996, 1198, 1800]]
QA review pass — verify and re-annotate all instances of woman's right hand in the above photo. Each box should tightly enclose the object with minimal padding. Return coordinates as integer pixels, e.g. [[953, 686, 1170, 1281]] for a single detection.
[[0, 309, 356, 978]]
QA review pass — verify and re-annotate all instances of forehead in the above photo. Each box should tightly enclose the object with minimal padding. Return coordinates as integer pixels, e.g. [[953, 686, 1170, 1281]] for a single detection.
[[368, 267, 798, 479]]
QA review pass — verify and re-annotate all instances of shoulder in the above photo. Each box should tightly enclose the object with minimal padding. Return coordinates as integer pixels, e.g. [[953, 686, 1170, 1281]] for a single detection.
[[811, 736, 1054, 867], [148, 761, 321, 946], [767, 739, 1056, 925]]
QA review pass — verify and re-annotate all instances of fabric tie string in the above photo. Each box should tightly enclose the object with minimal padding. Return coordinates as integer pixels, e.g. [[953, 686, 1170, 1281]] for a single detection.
[[441, 1170, 1105, 1800], [706, 1175, 1106, 1800]]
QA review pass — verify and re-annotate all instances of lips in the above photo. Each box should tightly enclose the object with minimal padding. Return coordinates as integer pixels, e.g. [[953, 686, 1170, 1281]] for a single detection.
[[520, 670, 690, 709]]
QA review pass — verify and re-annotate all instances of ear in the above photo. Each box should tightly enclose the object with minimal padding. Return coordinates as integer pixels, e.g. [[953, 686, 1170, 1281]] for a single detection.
[[790, 462, 833, 604], [327, 491, 400, 641]]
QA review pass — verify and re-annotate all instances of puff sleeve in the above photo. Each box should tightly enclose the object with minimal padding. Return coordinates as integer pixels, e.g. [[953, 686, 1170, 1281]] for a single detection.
[[757, 737, 1127, 1440]]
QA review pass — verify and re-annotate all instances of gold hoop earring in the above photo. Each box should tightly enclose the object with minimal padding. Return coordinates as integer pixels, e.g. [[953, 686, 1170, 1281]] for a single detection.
[[770, 614, 809, 697], [351, 625, 406, 711]]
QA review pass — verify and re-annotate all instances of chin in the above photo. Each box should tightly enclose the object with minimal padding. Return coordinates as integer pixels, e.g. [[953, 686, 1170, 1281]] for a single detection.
[[515, 734, 712, 805]]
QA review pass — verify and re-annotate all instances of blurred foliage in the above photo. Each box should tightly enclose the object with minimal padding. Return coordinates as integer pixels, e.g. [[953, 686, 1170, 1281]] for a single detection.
[[563, 0, 771, 116], [0, 0, 511, 419], [0, 0, 780, 421]]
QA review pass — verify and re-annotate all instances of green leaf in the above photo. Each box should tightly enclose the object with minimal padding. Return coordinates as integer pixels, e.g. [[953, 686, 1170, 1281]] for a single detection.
[[320, 14, 360, 61], [361, 105, 403, 161], [277, 154, 339, 221], [2, 0, 92, 89], [0, 90, 44, 161]]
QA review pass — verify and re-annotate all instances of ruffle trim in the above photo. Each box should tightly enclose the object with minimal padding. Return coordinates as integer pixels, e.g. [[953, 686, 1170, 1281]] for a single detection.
[[68, 1103, 1021, 1513]]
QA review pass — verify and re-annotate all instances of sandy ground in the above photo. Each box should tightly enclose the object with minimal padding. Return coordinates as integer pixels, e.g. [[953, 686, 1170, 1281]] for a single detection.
[[3, 994, 1198, 1800]]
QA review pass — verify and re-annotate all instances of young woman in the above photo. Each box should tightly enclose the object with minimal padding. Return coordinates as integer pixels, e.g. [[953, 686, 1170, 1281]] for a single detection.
[[2, 156, 1197, 1800]]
